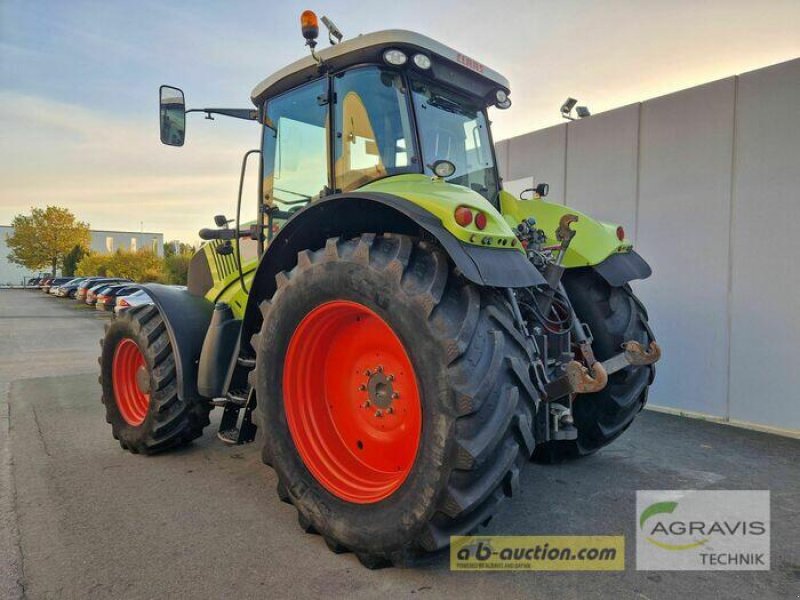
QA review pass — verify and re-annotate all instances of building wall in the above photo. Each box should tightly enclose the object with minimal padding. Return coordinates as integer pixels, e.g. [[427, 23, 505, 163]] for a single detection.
[[0, 227, 164, 285], [498, 58, 800, 433]]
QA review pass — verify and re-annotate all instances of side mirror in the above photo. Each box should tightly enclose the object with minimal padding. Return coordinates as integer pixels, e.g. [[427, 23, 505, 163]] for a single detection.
[[214, 214, 231, 228], [159, 85, 186, 146]]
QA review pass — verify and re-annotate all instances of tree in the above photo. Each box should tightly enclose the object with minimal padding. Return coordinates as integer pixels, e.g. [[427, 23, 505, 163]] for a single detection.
[[164, 252, 193, 285], [62, 245, 89, 277], [163, 240, 195, 258], [6, 207, 90, 276], [76, 248, 165, 282]]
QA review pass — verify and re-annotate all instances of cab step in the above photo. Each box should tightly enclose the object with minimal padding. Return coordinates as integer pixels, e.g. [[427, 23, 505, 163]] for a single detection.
[[216, 387, 257, 445], [237, 356, 256, 369]]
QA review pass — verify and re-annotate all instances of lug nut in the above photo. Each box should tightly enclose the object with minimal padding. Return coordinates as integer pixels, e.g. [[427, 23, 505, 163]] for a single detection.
[[387, 407, 394, 414], [358, 384, 366, 391], [364, 369, 372, 376], [391, 392, 400, 399], [387, 374, 395, 382], [374, 409, 383, 417], [362, 400, 371, 408], [376, 365, 383, 373]]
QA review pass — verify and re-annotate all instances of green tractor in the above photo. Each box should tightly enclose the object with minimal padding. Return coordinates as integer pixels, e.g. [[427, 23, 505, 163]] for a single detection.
[[99, 12, 660, 568]]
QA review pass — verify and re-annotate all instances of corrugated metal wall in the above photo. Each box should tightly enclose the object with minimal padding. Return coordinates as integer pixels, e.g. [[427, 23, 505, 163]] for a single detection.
[[497, 58, 800, 433]]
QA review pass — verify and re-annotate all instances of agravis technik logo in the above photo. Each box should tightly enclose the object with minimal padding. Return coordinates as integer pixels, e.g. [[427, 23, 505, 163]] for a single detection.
[[636, 490, 770, 571]]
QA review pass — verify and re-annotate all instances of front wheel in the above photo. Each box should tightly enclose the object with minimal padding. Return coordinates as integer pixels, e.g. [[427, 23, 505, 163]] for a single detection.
[[99, 304, 211, 453], [251, 234, 540, 567]]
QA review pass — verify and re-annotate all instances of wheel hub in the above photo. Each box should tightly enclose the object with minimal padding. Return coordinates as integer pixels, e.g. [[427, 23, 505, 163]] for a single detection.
[[135, 365, 151, 394], [282, 301, 422, 504], [365, 367, 396, 409], [111, 338, 150, 426]]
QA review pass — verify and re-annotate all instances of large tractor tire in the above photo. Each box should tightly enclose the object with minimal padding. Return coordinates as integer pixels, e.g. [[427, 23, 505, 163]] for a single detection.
[[99, 304, 211, 454], [537, 269, 655, 461], [251, 234, 539, 567]]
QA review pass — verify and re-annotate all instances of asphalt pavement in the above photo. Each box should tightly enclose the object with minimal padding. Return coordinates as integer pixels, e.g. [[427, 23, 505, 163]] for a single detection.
[[1, 288, 798, 599]]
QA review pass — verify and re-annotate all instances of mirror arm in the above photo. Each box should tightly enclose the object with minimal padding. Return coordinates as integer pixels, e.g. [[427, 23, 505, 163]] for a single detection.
[[185, 108, 258, 121]]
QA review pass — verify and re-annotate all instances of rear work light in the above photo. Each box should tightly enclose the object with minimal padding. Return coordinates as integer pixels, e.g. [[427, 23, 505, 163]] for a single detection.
[[475, 212, 487, 230], [454, 206, 473, 227], [118, 299, 130, 307], [616, 226, 625, 241]]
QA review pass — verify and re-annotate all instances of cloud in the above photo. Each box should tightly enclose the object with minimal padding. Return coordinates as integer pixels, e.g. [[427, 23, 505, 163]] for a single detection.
[[0, 91, 259, 241]]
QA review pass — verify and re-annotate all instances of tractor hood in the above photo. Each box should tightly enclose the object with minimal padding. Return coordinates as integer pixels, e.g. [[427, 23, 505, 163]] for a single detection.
[[360, 174, 521, 251]]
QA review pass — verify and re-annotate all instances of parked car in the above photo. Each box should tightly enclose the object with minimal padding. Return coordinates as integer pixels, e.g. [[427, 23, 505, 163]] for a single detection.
[[95, 284, 141, 312], [114, 289, 153, 315], [38, 278, 54, 291], [86, 282, 121, 306], [26, 277, 42, 288], [75, 278, 130, 303], [54, 277, 87, 297], [50, 277, 80, 295], [42, 277, 71, 293]]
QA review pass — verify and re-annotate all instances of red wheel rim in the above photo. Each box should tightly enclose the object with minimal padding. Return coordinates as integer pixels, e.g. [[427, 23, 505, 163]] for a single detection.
[[283, 301, 422, 504], [112, 338, 150, 426]]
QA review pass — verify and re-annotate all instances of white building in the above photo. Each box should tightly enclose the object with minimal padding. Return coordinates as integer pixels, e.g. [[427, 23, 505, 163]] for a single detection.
[[0, 226, 164, 285], [497, 58, 799, 435]]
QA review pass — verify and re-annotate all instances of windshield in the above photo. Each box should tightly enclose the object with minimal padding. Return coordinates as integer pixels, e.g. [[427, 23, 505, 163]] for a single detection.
[[410, 78, 499, 204]]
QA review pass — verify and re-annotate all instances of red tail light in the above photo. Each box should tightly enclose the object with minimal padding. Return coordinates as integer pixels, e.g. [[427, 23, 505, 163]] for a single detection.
[[475, 212, 487, 230], [118, 299, 130, 308], [616, 226, 625, 241], [454, 206, 473, 227]]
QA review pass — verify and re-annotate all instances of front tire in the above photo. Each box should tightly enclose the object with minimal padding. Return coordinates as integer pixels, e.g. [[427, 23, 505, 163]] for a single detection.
[[251, 234, 540, 567], [99, 304, 211, 454]]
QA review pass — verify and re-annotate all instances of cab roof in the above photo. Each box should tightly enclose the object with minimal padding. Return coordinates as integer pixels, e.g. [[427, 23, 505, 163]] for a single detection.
[[250, 29, 510, 106]]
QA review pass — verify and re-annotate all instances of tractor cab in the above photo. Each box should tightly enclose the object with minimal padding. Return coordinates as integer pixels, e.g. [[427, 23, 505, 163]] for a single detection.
[[250, 27, 512, 213]]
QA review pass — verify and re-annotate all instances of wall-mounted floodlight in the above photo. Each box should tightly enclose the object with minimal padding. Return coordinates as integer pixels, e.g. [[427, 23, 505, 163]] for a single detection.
[[576, 106, 591, 118], [560, 97, 578, 121]]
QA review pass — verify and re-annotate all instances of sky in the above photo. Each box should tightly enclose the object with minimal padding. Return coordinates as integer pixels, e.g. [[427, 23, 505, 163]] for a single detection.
[[1, 0, 798, 243]]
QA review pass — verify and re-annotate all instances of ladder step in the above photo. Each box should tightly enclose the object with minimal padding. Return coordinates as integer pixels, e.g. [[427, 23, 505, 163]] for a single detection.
[[217, 428, 240, 445], [210, 389, 249, 408], [237, 356, 256, 369]]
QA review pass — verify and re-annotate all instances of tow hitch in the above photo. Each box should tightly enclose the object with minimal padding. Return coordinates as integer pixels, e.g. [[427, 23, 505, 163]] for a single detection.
[[544, 340, 661, 400]]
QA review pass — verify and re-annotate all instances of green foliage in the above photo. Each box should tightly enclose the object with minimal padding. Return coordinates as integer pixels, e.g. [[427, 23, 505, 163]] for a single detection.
[[75, 253, 109, 277], [5, 206, 90, 275], [163, 240, 196, 258], [163, 252, 193, 285], [77, 249, 164, 282], [76, 248, 192, 285], [62, 245, 89, 277]]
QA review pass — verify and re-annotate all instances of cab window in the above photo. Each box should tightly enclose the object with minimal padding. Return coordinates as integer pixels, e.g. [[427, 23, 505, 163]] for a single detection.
[[333, 67, 418, 192], [262, 79, 329, 210], [410, 78, 499, 204]]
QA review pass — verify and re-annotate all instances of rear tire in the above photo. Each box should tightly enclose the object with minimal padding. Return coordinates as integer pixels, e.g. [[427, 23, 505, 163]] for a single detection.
[[99, 304, 211, 454], [535, 269, 655, 461], [251, 234, 540, 566]]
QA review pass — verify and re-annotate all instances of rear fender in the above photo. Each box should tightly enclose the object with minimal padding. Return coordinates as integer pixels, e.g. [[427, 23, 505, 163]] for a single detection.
[[241, 192, 546, 348], [499, 190, 651, 285]]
